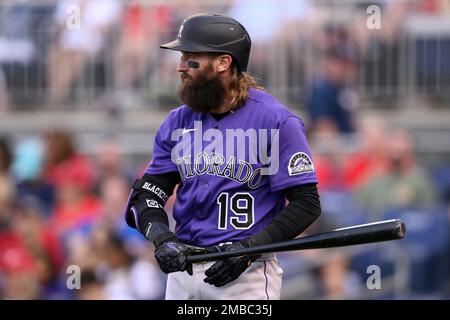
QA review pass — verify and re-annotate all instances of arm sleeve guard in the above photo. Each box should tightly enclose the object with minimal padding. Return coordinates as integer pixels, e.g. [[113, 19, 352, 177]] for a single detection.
[[124, 172, 180, 247], [243, 183, 321, 247]]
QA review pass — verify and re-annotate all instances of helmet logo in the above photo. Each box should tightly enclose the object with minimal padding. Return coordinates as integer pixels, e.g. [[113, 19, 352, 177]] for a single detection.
[[178, 23, 185, 38]]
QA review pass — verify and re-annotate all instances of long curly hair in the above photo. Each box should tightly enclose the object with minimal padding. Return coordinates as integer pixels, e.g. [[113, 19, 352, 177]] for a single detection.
[[228, 62, 265, 110]]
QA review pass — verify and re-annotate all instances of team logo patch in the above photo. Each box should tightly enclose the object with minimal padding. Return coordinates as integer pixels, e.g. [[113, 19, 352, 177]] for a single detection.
[[146, 199, 161, 208], [288, 152, 314, 176]]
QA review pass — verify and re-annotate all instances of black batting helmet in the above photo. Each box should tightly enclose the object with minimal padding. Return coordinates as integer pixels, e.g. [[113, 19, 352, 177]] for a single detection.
[[160, 13, 251, 72]]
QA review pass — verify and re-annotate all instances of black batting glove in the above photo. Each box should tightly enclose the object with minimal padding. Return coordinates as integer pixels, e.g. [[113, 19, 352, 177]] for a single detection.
[[155, 240, 190, 274], [155, 236, 207, 275], [203, 239, 260, 287]]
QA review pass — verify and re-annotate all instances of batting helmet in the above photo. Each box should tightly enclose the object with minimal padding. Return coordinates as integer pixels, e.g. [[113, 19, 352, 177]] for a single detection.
[[160, 13, 252, 72]]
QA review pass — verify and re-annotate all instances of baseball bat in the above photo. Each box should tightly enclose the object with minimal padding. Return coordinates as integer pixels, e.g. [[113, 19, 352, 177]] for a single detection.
[[187, 219, 406, 264]]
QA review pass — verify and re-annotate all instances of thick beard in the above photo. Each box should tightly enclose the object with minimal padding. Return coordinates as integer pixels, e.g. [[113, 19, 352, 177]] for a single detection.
[[178, 67, 226, 114]]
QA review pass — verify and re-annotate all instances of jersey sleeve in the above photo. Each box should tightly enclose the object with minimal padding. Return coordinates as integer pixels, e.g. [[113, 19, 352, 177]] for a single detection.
[[145, 113, 178, 175], [269, 116, 318, 192]]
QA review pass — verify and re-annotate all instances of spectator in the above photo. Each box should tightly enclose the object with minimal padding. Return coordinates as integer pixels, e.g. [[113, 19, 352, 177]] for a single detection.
[[110, 1, 172, 110], [0, 136, 12, 176], [228, 0, 314, 83], [0, 137, 14, 220], [0, 2, 55, 107], [44, 130, 101, 240], [317, 251, 360, 299], [98, 174, 146, 250], [342, 116, 390, 190], [47, 0, 121, 106], [9, 198, 64, 298], [355, 129, 437, 219], [0, 3, 36, 104], [0, 68, 9, 112], [12, 137, 54, 214], [76, 268, 106, 300], [305, 39, 359, 135], [0, 246, 40, 299], [100, 231, 164, 300], [93, 138, 131, 193]]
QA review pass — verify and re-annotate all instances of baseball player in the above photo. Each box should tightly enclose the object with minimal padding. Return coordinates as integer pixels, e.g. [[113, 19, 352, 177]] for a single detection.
[[124, 13, 321, 300]]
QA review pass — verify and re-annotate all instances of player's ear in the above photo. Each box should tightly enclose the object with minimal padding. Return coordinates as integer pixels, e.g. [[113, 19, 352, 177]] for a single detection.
[[216, 54, 233, 73]]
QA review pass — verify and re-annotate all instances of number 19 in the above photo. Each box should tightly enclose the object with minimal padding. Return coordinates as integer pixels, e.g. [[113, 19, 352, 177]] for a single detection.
[[217, 192, 255, 230]]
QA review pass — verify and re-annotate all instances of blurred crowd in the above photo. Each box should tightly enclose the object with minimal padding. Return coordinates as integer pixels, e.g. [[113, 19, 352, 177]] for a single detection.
[[0, 121, 449, 299], [296, 115, 450, 299], [0, 0, 450, 112], [0, 0, 450, 300], [0, 131, 167, 299]]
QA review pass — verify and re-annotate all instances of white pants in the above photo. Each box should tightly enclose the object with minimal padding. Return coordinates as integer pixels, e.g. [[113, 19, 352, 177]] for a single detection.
[[165, 254, 283, 300]]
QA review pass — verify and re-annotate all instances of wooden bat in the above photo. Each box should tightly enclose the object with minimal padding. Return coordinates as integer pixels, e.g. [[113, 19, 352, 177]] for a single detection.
[[186, 219, 406, 264]]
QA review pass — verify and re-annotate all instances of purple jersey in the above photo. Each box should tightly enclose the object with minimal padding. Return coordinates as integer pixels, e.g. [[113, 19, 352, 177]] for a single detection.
[[146, 88, 317, 246]]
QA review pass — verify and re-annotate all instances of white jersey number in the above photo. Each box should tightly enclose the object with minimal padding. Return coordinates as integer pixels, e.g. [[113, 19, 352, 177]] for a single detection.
[[217, 192, 255, 230]]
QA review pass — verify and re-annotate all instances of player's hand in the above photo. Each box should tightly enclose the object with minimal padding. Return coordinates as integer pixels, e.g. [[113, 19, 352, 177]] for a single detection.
[[203, 241, 258, 287], [155, 240, 206, 275]]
